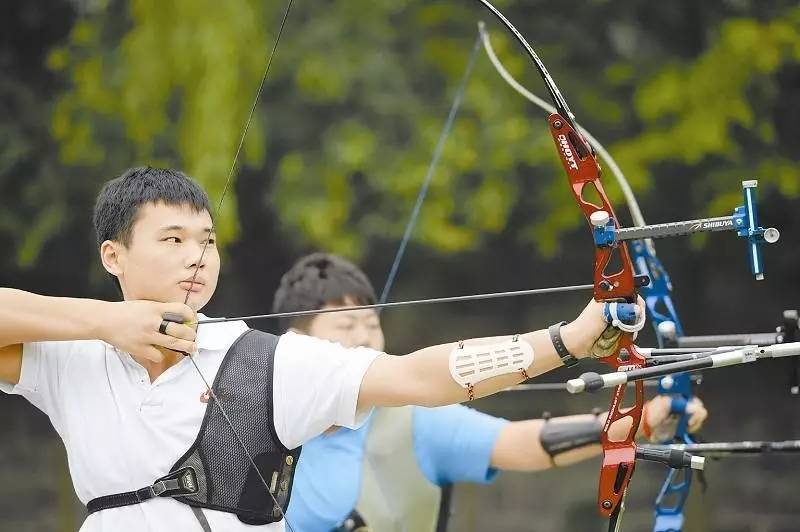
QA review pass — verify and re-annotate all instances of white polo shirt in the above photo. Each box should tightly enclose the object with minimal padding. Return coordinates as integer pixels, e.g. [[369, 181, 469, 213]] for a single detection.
[[0, 316, 380, 531]]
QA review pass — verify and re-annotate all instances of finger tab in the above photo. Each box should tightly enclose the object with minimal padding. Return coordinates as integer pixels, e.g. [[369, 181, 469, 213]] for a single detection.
[[162, 312, 185, 324]]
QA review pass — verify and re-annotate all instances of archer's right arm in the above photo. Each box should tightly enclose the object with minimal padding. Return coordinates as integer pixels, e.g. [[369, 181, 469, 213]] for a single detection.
[[0, 288, 196, 384], [0, 288, 111, 384]]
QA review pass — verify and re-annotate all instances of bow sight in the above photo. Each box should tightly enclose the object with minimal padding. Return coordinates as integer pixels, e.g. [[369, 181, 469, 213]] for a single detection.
[[589, 180, 780, 280]]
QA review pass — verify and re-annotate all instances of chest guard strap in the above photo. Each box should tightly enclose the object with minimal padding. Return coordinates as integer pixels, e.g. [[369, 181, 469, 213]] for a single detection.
[[86, 467, 199, 514], [86, 329, 301, 526]]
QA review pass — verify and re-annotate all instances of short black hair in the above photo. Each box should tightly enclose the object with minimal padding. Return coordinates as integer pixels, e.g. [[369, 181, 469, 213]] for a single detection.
[[93, 166, 211, 247], [272, 252, 377, 332]]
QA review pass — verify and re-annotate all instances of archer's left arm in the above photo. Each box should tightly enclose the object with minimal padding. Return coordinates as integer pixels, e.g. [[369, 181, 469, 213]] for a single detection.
[[357, 299, 610, 411], [489, 396, 708, 472]]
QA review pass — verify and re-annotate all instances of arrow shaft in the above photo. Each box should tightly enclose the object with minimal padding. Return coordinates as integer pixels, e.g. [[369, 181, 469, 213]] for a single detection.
[[198, 283, 594, 325]]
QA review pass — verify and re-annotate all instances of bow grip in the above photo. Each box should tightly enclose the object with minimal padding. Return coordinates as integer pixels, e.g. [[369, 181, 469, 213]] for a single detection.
[[669, 395, 691, 438], [603, 303, 639, 326], [667, 395, 687, 415]]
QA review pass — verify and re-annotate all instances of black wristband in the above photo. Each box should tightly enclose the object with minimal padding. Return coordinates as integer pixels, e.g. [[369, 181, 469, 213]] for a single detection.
[[549, 321, 579, 368]]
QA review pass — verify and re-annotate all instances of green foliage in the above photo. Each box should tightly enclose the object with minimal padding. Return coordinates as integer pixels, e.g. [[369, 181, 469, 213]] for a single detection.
[[612, 8, 800, 217], [43, 0, 800, 265], [44, 0, 571, 260], [268, 0, 552, 257], [0, 1, 81, 270], [49, 0, 281, 246]]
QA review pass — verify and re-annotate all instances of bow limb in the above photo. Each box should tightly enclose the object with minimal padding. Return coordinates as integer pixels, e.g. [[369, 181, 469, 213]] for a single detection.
[[477, 21, 647, 229]]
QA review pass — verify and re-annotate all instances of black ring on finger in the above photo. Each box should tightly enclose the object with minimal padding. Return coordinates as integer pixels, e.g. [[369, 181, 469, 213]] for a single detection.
[[159, 319, 170, 335]]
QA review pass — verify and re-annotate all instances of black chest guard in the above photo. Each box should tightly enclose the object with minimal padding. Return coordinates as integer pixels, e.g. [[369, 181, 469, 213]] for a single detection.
[[87, 329, 301, 527]]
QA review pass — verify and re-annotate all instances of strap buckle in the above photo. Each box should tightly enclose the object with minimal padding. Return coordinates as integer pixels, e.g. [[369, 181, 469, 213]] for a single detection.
[[151, 480, 173, 497], [151, 467, 200, 498]]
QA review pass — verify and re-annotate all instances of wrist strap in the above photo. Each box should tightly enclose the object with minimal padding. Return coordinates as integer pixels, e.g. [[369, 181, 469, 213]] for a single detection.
[[549, 321, 579, 368]]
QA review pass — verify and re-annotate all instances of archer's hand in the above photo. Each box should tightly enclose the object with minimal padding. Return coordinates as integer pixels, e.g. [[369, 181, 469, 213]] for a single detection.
[[640, 395, 708, 443], [97, 301, 197, 362], [562, 297, 646, 359]]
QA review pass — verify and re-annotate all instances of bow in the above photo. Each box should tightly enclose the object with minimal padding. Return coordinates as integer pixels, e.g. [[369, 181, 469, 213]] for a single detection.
[[472, 2, 649, 528], [478, 15, 788, 531], [479, 19, 694, 530], [478, 23, 696, 529]]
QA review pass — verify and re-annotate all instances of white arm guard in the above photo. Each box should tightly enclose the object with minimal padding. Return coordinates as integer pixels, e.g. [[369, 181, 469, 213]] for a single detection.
[[449, 335, 534, 393]]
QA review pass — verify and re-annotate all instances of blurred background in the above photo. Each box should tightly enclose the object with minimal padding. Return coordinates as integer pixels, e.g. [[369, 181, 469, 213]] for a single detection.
[[1, 0, 798, 530]]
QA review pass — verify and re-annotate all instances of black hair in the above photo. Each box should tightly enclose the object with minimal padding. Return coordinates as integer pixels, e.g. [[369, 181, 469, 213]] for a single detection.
[[93, 166, 211, 247], [272, 252, 377, 332]]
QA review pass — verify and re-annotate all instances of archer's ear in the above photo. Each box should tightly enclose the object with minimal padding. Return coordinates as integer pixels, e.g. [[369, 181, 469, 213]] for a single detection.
[[99, 240, 124, 277]]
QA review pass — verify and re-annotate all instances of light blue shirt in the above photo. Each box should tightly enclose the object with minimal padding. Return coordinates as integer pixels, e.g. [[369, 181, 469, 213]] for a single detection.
[[286, 404, 508, 531]]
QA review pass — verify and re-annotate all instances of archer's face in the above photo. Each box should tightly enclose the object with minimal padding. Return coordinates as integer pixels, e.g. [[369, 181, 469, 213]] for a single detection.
[[101, 202, 220, 311], [303, 297, 385, 351]]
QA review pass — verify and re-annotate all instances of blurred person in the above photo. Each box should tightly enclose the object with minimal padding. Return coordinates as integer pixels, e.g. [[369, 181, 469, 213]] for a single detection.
[[275, 253, 708, 532], [0, 167, 639, 532]]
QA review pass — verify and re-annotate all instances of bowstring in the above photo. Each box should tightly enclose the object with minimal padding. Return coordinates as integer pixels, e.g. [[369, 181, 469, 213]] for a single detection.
[[378, 33, 483, 306], [362, 32, 482, 531], [181, 2, 296, 530]]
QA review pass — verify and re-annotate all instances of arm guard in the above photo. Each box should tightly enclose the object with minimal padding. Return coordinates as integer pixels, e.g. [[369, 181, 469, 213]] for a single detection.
[[540, 414, 604, 458], [449, 335, 533, 400]]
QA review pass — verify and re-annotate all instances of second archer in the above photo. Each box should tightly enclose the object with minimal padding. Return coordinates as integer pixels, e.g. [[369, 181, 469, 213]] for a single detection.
[[275, 253, 709, 532]]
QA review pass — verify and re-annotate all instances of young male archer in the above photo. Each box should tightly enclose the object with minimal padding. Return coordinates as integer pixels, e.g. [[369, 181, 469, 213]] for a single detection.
[[1, 167, 644, 532]]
